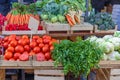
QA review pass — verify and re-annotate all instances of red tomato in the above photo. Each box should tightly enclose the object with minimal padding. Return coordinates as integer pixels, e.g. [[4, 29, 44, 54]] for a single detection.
[[22, 35, 29, 39], [29, 51, 35, 56], [13, 52, 21, 60], [25, 39, 30, 44], [3, 42, 8, 49], [8, 37, 16, 42], [15, 45, 24, 53], [30, 41, 37, 48], [43, 38, 51, 44], [42, 46, 49, 53], [24, 45, 30, 52], [18, 39, 26, 46], [45, 52, 51, 60], [9, 58, 15, 61], [10, 40, 17, 47], [39, 43, 44, 48], [4, 52, 13, 59], [33, 46, 40, 53], [42, 35, 51, 40], [23, 51, 29, 55], [36, 53, 46, 61], [7, 46, 14, 52], [4, 36, 9, 42], [33, 35, 39, 40], [16, 36, 22, 41], [9, 34, 16, 39], [50, 46, 54, 51], [36, 38, 43, 44], [19, 52, 29, 61]]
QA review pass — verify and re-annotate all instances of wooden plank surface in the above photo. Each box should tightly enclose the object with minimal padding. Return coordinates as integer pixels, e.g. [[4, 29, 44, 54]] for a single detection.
[[2, 30, 46, 35], [0, 69, 5, 80], [99, 61, 120, 68], [34, 70, 64, 76], [0, 61, 120, 69], [94, 25, 117, 33], [111, 69, 120, 76], [35, 75, 65, 80]]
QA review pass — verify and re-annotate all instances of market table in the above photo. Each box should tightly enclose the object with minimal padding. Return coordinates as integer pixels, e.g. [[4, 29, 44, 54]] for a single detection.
[[0, 61, 119, 80]]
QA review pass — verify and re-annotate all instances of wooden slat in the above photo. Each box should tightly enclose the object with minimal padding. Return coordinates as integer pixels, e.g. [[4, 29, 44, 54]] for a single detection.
[[111, 69, 120, 76], [35, 75, 64, 80], [34, 70, 64, 76], [44, 22, 70, 34], [70, 23, 93, 34], [2, 30, 46, 35], [110, 76, 120, 80], [0, 69, 5, 80], [94, 25, 117, 33]]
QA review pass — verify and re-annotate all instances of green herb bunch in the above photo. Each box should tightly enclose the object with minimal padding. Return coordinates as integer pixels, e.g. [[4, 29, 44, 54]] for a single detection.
[[52, 38, 104, 77]]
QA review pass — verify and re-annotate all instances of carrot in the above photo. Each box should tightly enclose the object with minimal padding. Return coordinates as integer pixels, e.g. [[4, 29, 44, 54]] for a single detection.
[[21, 15, 24, 25], [19, 15, 22, 24], [22, 15, 25, 24], [6, 13, 12, 24], [16, 14, 20, 24], [26, 14, 30, 24], [9, 14, 14, 24], [74, 15, 80, 24], [65, 14, 75, 26]]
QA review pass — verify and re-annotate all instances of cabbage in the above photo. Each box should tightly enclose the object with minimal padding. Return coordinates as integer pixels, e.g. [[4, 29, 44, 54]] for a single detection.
[[108, 51, 120, 60], [41, 14, 48, 20], [102, 53, 108, 60], [51, 16, 58, 23], [103, 35, 113, 41], [108, 37, 120, 50], [95, 38, 105, 44], [99, 42, 114, 54], [57, 15, 65, 23], [108, 37, 120, 43], [87, 36, 98, 42]]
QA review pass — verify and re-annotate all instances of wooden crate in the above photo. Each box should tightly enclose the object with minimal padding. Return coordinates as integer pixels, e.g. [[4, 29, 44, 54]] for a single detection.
[[0, 55, 33, 68], [70, 23, 93, 34], [2, 21, 46, 35], [94, 25, 117, 33], [110, 69, 120, 80], [34, 69, 65, 80], [44, 22, 70, 34]]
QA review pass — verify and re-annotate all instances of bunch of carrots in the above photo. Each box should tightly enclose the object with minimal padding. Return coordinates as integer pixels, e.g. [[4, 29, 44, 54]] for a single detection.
[[65, 10, 82, 27], [6, 13, 40, 25], [6, 2, 40, 25]]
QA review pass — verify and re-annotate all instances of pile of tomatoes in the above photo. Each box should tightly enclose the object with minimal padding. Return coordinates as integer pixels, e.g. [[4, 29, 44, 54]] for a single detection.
[[3, 34, 57, 61]]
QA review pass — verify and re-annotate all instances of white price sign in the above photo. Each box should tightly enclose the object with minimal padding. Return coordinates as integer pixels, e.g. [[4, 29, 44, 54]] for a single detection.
[[28, 16, 39, 33]]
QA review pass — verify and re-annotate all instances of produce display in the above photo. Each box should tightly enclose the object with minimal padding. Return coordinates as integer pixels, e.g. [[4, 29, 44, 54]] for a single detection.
[[36, 0, 91, 26], [52, 38, 103, 77], [0, 1, 119, 79], [2, 35, 57, 61], [5, 3, 43, 31], [0, 14, 6, 31], [87, 11, 116, 30]]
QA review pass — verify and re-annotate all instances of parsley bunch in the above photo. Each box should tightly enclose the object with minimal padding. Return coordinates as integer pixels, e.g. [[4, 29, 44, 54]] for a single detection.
[[52, 38, 104, 77]]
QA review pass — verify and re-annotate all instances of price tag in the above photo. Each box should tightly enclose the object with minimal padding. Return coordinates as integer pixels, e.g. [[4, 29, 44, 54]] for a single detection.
[[28, 16, 39, 42], [28, 16, 39, 33]]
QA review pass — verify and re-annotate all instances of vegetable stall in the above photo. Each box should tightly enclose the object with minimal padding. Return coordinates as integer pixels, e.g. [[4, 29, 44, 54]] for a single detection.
[[0, 0, 119, 80]]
